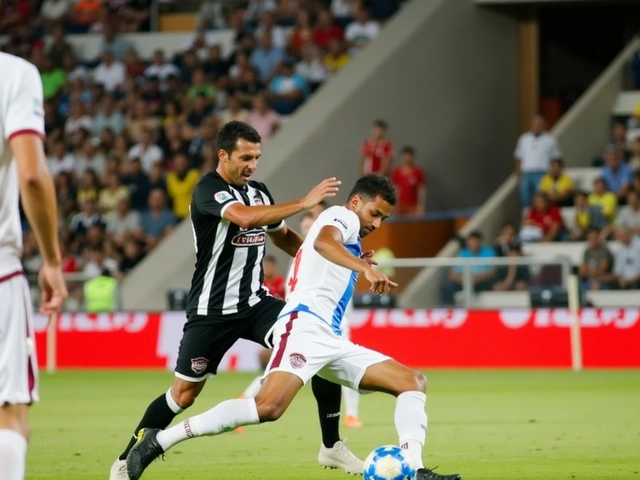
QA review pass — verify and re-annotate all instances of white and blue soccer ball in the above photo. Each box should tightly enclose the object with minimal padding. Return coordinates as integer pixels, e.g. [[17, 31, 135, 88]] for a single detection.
[[363, 445, 416, 480]]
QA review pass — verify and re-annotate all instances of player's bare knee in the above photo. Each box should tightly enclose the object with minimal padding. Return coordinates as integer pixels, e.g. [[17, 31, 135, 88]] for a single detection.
[[396, 370, 426, 395], [254, 396, 285, 423], [171, 384, 200, 409], [413, 371, 427, 393]]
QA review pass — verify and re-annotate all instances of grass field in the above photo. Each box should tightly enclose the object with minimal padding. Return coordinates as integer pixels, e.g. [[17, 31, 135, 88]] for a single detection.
[[26, 369, 640, 480]]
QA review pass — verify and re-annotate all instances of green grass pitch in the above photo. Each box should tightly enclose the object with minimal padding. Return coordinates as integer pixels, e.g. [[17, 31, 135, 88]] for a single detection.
[[27, 369, 640, 479]]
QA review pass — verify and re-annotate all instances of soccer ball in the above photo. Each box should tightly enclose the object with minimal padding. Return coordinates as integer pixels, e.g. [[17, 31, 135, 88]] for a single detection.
[[363, 445, 416, 480]]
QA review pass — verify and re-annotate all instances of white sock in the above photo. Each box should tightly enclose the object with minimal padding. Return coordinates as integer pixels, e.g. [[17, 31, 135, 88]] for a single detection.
[[157, 398, 260, 451], [343, 386, 360, 417], [0, 429, 27, 480], [395, 391, 427, 469], [242, 376, 263, 398], [166, 388, 184, 414]]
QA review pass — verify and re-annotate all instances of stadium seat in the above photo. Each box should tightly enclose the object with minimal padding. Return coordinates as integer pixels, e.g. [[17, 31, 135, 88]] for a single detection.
[[471, 291, 530, 308], [560, 207, 576, 232], [565, 167, 601, 191], [584, 290, 640, 307], [522, 241, 622, 266]]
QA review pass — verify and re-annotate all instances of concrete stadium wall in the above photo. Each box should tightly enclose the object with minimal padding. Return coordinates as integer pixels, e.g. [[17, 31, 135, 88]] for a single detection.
[[122, 0, 520, 310], [400, 36, 638, 308]]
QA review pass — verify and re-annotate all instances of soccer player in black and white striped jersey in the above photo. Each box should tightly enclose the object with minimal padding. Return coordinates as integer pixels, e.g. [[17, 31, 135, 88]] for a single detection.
[[109, 121, 362, 479]]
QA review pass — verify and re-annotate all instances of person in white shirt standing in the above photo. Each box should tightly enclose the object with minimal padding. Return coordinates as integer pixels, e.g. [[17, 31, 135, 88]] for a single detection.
[[127, 175, 462, 480], [0, 51, 68, 480], [514, 114, 562, 209]]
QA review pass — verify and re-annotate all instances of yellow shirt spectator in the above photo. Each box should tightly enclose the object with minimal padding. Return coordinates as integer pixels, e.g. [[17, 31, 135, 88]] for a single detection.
[[539, 174, 574, 195], [167, 169, 200, 219], [588, 192, 618, 223], [324, 53, 350, 73], [99, 186, 129, 214]]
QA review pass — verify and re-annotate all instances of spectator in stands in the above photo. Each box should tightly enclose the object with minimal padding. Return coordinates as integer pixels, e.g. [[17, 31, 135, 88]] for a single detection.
[[578, 227, 614, 295], [128, 127, 163, 174], [615, 189, 640, 237], [519, 192, 564, 243], [145, 49, 180, 83], [41, 55, 68, 102], [148, 163, 168, 193], [65, 100, 93, 138], [188, 117, 218, 169], [629, 137, 640, 170], [391, 146, 427, 215], [248, 94, 280, 141], [99, 22, 132, 62], [514, 114, 562, 209], [254, 11, 287, 48], [106, 197, 142, 248], [166, 153, 200, 220], [324, 38, 350, 74], [93, 95, 124, 135], [360, 119, 394, 176], [69, 0, 102, 33], [48, 139, 76, 177], [588, 177, 618, 225], [55, 172, 77, 220], [605, 226, 640, 289], [116, 239, 146, 280], [538, 158, 574, 206], [613, 122, 631, 160], [99, 172, 129, 214], [203, 44, 229, 82], [263, 255, 285, 299], [601, 144, 633, 203], [267, 59, 308, 114], [75, 137, 106, 179], [187, 68, 216, 102], [47, 24, 74, 69], [83, 247, 119, 278], [0, 0, 31, 33], [314, 9, 344, 51], [570, 190, 610, 241], [331, 0, 354, 27], [70, 198, 105, 238], [250, 32, 285, 83], [296, 44, 328, 93], [289, 10, 315, 55], [94, 50, 126, 94], [121, 0, 151, 32], [370, 0, 401, 21], [494, 221, 519, 256], [39, 0, 72, 30], [440, 230, 497, 305], [121, 158, 151, 211], [234, 68, 263, 109], [141, 189, 177, 250], [77, 169, 100, 204], [217, 95, 250, 127], [632, 171, 640, 194], [244, 0, 277, 28], [345, 6, 380, 55], [300, 211, 315, 237], [492, 243, 530, 292], [197, 0, 227, 31]]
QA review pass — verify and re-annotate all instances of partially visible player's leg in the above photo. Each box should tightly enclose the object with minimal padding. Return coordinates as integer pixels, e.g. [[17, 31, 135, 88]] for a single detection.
[[112, 315, 238, 479], [339, 315, 362, 428], [0, 274, 38, 480]]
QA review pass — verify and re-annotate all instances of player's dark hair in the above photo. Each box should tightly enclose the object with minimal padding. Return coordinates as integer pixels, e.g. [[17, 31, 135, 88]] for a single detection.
[[264, 255, 277, 264], [400, 145, 415, 156], [373, 119, 387, 130], [550, 158, 564, 166], [217, 121, 261, 156], [348, 174, 397, 206]]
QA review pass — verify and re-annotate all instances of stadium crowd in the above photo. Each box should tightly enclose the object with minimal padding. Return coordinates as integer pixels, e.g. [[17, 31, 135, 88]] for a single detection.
[[0, 0, 406, 307]]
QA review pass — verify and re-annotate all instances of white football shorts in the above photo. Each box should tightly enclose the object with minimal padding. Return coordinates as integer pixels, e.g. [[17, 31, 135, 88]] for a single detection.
[[0, 271, 39, 405], [264, 310, 388, 394]]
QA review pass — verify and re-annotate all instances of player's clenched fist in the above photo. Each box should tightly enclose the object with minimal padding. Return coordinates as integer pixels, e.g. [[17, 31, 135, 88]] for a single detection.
[[302, 177, 341, 210], [38, 263, 68, 315], [363, 266, 397, 295]]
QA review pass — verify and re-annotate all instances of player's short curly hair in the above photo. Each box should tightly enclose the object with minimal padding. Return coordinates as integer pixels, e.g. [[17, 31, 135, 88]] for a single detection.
[[217, 121, 262, 155], [348, 174, 397, 206]]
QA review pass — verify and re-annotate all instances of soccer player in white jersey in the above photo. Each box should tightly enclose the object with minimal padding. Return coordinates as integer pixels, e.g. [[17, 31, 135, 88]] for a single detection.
[[127, 175, 462, 480], [0, 51, 68, 480]]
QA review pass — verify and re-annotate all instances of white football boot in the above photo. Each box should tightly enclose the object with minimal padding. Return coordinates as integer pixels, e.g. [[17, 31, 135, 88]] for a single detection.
[[109, 458, 128, 480], [318, 440, 364, 475]]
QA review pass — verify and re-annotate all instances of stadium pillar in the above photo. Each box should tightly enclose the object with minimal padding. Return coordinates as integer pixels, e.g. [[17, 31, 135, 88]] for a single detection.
[[518, 5, 540, 132]]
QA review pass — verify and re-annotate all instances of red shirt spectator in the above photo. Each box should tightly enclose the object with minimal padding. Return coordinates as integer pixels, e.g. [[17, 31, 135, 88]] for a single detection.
[[0, 0, 31, 32], [392, 146, 427, 215], [360, 119, 393, 176], [523, 192, 565, 241], [313, 10, 344, 51], [263, 255, 285, 299]]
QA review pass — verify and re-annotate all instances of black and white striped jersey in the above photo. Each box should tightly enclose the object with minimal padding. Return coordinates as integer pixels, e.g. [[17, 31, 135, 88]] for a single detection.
[[186, 172, 285, 316]]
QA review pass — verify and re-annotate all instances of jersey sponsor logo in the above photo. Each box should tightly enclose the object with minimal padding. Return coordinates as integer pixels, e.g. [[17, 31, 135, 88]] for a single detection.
[[333, 218, 348, 231], [191, 357, 209, 374], [231, 229, 266, 247], [253, 192, 264, 205], [214, 191, 233, 203], [289, 353, 307, 369], [498, 308, 639, 329], [33, 97, 44, 117]]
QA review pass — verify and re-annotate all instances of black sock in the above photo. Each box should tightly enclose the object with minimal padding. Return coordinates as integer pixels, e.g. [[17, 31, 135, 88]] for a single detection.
[[118, 392, 180, 460], [311, 375, 341, 448]]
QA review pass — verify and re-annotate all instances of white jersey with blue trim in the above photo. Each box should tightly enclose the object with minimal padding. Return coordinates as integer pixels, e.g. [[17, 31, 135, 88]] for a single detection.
[[283, 206, 361, 335]]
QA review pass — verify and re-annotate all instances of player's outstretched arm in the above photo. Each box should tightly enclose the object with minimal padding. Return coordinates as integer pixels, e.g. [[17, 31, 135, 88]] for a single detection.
[[268, 224, 304, 257], [13, 134, 68, 314], [314, 226, 397, 295], [223, 177, 341, 229]]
